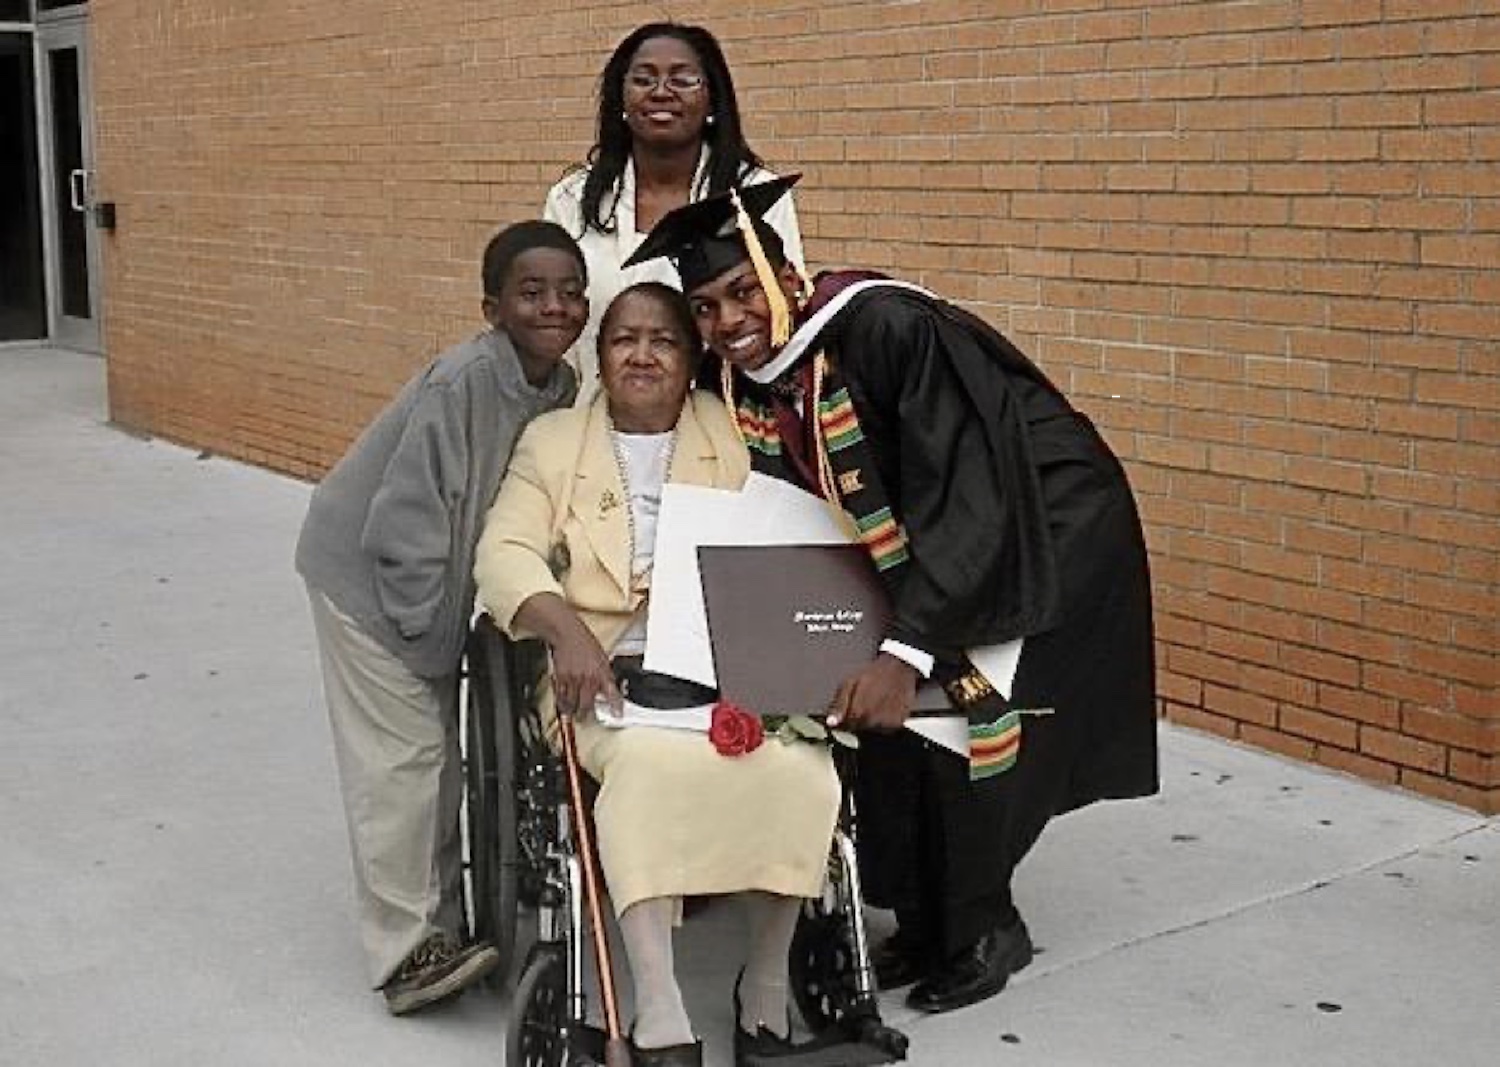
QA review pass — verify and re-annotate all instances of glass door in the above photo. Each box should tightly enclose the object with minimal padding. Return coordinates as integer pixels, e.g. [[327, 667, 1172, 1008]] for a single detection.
[[38, 14, 100, 351], [0, 29, 45, 342]]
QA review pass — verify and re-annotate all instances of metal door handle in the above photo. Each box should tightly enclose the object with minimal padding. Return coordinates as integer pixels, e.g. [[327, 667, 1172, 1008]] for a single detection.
[[69, 168, 92, 212]]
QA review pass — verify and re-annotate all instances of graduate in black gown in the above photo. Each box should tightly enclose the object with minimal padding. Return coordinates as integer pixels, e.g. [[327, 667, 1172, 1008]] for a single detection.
[[625, 177, 1160, 1015]]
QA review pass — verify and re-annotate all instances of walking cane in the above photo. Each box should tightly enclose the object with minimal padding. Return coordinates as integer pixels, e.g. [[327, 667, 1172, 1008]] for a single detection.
[[558, 712, 631, 1067]]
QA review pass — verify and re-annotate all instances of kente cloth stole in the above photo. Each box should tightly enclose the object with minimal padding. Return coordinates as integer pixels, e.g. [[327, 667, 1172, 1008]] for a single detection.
[[731, 355, 1019, 781]]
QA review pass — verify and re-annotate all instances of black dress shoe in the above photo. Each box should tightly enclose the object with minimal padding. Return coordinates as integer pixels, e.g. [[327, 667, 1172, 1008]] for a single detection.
[[870, 930, 925, 991], [905, 917, 1034, 1015], [630, 1037, 703, 1066], [734, 1022, 794, 1066], [737, 1025, 894, 1067], [732, 968, 795, 1066]]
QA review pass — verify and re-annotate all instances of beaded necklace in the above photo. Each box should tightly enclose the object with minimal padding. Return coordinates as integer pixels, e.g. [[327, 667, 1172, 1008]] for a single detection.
[[607, 415, 679, 596]]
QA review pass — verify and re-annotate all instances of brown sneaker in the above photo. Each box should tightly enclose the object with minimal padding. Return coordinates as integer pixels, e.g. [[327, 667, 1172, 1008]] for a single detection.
[[381, 934, 501, 1016]]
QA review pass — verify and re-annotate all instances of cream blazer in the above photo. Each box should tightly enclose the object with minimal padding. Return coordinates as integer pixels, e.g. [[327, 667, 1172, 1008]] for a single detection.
[[474, 390, 751, 652], [543, 154, 805, 405]]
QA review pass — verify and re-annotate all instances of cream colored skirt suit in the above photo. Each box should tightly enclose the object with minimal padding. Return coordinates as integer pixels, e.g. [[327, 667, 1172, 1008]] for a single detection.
[[474, 392, 839, 914]]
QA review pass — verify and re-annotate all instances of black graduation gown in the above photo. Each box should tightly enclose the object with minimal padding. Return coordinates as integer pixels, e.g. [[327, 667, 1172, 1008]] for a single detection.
[[742, 284, 1159, 960]]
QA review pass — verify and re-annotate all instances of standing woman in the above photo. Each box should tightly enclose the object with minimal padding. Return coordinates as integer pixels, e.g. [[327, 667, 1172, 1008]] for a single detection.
[[545, 21, 805, 403]]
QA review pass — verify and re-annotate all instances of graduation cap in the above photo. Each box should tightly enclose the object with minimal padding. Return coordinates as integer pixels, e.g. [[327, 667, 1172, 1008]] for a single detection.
[[623, 173, 802, 346]]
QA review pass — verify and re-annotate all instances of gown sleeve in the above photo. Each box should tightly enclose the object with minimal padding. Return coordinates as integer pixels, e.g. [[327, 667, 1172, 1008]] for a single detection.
[[835, 293, 1061, 660]]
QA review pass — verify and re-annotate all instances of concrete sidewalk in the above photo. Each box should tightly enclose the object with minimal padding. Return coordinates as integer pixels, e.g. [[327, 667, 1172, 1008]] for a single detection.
[[2, 345, 1495, 1067]]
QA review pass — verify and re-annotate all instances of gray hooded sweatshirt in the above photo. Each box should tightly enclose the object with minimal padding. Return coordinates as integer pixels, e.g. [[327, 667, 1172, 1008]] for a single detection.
[[296, 328, 575, 678]]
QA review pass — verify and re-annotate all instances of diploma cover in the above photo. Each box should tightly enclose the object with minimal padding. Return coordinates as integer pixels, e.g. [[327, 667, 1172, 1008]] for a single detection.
[[698, 544, 949, 717]]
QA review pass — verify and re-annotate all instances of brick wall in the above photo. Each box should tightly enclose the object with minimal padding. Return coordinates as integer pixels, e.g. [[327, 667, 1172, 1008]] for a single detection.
[[93, 1, 1499, 812]]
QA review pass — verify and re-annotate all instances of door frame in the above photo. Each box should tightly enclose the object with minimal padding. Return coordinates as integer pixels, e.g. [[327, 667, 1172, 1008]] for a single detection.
[[36, 9, 101, 352]]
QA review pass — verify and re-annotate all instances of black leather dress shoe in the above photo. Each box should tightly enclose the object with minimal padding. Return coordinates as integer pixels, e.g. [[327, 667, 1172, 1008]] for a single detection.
[[905, 917, 1034, 1015], [871, 931, 925, 991], [735, 1022, 794, 1066], [737, 1025, 895, 1067], [630, 1037, 703, 1066]]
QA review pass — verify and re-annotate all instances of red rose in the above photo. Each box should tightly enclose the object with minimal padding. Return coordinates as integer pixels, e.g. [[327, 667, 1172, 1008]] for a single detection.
[[709, 701, 764, 757]]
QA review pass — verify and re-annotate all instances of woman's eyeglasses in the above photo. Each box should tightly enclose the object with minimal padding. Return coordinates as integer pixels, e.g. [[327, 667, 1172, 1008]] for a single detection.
[[625, 71, 706, 94]]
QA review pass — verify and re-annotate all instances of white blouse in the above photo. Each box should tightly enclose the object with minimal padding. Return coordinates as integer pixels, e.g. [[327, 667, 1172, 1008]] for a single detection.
[[609, 429, 675, 657], [543, 152, 806, 406]]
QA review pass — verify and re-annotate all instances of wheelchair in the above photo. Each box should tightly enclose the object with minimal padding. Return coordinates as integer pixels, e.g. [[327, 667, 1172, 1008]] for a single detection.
[[460, 615, 910, 1067]]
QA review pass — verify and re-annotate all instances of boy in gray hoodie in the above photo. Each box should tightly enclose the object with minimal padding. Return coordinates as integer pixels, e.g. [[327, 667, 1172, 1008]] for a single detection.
[[296, 221, 586, 1014]]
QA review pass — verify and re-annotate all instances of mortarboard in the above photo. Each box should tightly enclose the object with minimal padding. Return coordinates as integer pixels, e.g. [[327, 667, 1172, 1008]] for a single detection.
[[623, 173, 802, 345]]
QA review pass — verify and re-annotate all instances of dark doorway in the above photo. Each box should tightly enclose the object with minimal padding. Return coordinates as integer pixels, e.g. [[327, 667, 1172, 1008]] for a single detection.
[[1, 31, 46, 341]]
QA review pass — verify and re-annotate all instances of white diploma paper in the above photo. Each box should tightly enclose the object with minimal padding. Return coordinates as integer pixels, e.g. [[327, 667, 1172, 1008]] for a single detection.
[[644, 472, 1024, 758], [645, 473, 850, 686]]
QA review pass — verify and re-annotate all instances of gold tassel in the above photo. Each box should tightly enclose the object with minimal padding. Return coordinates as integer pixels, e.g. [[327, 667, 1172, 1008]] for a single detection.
[[720, 361, 744, 443], [794, 261, 814, 302], [811, 352, 860, 541], [731, 188, 794, 347], [811, 353, 839, 502]]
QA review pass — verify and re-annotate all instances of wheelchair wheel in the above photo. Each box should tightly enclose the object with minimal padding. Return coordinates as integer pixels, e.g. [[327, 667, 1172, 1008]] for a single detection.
[[789, 902, 859, 1034], [792, 903, 910, 1062], [463, 621, 521, 980], [507, 947, 568, 1067]]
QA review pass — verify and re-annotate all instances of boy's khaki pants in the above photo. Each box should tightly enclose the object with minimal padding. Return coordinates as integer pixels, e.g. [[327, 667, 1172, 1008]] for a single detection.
[[306, 588, 463, 987]]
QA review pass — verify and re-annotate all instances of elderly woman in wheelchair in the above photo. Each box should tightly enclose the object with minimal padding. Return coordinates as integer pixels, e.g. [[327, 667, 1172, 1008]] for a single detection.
[[475, 282, 896, 1067]]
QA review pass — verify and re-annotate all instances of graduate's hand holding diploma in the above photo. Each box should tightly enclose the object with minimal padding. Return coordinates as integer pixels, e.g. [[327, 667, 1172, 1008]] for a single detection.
[[827, 652, 919, 732]]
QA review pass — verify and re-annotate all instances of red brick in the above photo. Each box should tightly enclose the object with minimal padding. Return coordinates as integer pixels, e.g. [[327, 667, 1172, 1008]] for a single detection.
[[1373, 402, 1462, 440], [1369, 535, 1456, 578], [1447, 751, 1499, 790], [1319, 683, 1401, 730], [1403, 708, 1493, 753], [1204, 506, 1281, 545], [1242, 603, 1319, 645], [1454, 685, 1500, 723], [1204, 681, 1283, 729], [1320, 620, 1405, 665], [1363, 599, 1456, 644], [1280, 704, 1359, 749], [1282, 644, 1361, 689], [1408, 642, 1497, 690], [1164, 704, 1241, 743], [1397, 770, 1499, 815], [1282, 519, 1363, 560], [1241, 421, 1324, 458], [1158, 668, 1204, 708], [1407, 575, 1498, 620], [1361, 727, 1447, 774], [1408, 510, 1500, 552], [1238, 541, 1318, 582], [1362, 663, 1453, 709], [1240, 723, 1316, 763], [1316, 747, 1400, 787], [1451, 622, 1497, 659], [1169, 645, 1248, 690]]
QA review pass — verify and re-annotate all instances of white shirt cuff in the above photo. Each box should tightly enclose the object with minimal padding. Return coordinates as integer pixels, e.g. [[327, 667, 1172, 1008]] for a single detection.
[[879, 639, 934, 679]]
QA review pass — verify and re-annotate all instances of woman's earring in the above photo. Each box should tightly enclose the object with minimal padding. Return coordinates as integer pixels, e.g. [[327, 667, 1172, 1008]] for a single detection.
[[705, 114, 716, 126], [621, 110, 630, 122]]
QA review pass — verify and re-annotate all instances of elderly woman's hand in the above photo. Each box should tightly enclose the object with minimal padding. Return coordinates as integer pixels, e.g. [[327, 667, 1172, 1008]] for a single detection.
[[549, 627, 620, 719], [513, 592, 622, 718]]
